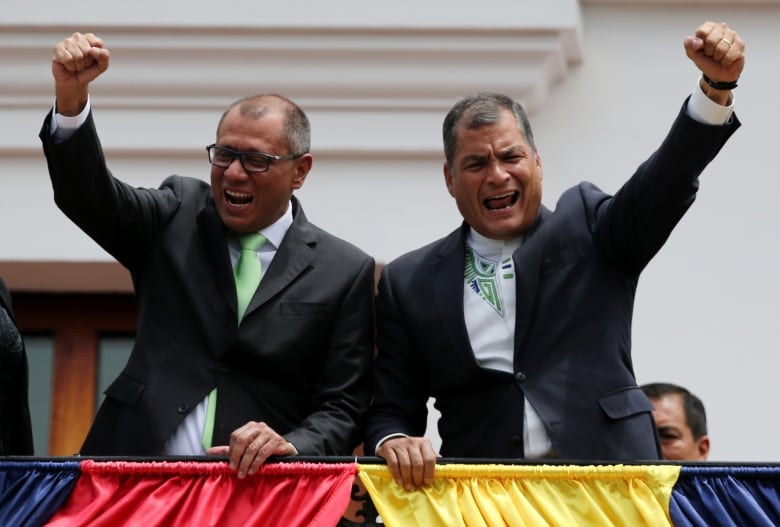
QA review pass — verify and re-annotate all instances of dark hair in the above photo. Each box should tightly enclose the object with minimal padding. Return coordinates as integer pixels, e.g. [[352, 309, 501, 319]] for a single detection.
[[442, 91, 535, 167], [640, 382, 708, 439], [217, 94, 310, 156]]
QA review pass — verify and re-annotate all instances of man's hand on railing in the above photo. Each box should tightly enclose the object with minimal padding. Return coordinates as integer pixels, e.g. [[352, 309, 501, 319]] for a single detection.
[[376, 436, 438, 490], [207, 421, 297, 479]]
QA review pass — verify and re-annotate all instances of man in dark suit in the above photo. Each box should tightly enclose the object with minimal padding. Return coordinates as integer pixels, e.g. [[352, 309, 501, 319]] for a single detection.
[[40, 32, 374, 478], [0, 278, 34, 455], [364, 21, 744, 489]]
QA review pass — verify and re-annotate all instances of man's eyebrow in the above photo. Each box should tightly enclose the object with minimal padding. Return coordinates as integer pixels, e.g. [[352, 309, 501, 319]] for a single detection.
[[461, 153, 489, 163], [498, 145, 524, 156], [657, 425, 683, 434]]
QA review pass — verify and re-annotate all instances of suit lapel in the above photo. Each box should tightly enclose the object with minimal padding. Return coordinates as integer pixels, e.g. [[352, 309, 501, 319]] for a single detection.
[[512, 207, 549, 365], [196, 204, 236, 315], [433, 225, 474, 359], [247, 198, 315, 314], [198, 196, 316, 319]]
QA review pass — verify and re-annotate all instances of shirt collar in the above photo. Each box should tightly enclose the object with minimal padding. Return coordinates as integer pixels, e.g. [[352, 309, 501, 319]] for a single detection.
[[466, 227, 523, 259], [259, 202, 294, 249], [230, 201, 293, 250]]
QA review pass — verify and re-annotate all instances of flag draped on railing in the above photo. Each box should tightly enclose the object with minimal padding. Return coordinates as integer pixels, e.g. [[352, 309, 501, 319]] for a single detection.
[[0, 459, 356, 527], [670, 465, 780, 527], [359, 463, 680, 526], [0, 460, 79, 527], [1, 458, 780, 526], [44, 460, 356, 527]]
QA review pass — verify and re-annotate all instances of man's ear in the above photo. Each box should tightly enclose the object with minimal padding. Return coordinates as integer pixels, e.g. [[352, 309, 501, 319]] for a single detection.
[[291, 153, 313, 190], [696, 435, 710, 460], [535, 151, 543, 180], [444, 162, 455, 198]]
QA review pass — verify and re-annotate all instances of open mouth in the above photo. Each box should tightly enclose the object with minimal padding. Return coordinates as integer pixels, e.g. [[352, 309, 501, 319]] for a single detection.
[[226, 189, 253, 206], [483, 191, 519, 211]]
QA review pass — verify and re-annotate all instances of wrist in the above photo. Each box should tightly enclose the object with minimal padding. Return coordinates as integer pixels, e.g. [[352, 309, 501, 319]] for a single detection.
[[701, 73, 738, 91], [54, 88, 89, 117], [698, 76, 733, 106]]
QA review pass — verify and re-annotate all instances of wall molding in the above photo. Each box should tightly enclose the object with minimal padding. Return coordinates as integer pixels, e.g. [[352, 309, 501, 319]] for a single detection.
[[1, 18, 582, 157]]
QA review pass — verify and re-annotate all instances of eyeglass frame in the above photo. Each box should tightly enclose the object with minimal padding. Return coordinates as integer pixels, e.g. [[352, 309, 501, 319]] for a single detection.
[[206, 144, 307, 173]]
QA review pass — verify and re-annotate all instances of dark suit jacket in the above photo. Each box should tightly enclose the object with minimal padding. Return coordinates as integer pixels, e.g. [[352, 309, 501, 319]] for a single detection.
[[0, 278, 34, 455], [40, 111, 375, 456], [365, 102, 740, 461]]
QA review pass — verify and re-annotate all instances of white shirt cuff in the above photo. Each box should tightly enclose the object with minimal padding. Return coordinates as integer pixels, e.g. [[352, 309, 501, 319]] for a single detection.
[[50, 97, 91, 139], [687, 77, 734, 125], [374, 433, 409, 453]]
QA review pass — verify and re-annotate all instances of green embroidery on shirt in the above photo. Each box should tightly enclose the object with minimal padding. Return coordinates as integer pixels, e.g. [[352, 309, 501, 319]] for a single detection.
[[465, 247, 503, 316]]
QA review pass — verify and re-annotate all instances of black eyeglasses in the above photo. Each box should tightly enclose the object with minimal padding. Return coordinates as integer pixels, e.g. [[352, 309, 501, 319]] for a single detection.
[[206, 144, 305, 173]]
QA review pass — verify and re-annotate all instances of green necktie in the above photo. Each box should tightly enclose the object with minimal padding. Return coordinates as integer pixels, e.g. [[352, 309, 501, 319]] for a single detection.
[[202, 232, 266, 451], [234, 232, 267, 320]]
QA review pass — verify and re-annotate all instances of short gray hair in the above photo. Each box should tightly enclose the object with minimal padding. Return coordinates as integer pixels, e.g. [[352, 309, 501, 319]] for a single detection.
[[442, 92, 535, 167], [217, 94, 310, 156]]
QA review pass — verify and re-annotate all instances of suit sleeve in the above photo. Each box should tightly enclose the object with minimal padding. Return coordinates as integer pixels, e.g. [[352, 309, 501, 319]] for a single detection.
[[591, 99, 740, 273], [39, 110, 181, 270], [363, 263, 431, 455], [283, 255, 376, 455]]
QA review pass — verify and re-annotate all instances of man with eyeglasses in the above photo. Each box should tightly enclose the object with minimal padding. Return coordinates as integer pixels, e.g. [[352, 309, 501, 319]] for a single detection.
[[40, 32, 375, 478]]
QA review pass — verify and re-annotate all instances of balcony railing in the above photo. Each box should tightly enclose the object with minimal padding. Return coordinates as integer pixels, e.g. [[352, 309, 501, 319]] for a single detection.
[[2, 456, 778, 526]]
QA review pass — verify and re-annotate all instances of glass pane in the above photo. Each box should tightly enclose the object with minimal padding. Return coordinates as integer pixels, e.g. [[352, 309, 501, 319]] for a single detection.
[[97, 337, 134, 410], [24, 335, 54, 456]]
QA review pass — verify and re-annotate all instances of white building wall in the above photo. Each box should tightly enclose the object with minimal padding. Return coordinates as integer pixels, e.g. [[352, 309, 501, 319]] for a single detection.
[[1, 1, 778, 461]]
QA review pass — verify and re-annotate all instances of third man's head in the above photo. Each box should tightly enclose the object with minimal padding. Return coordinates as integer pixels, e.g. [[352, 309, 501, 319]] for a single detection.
[[641, 382, 710, 461]]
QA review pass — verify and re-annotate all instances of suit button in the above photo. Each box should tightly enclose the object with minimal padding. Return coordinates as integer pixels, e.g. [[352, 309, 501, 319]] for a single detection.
[[218, 362, 230, 373], [512, 435, 523, 446], [177, 403, 190, 414], [514, 371, 526, 383]]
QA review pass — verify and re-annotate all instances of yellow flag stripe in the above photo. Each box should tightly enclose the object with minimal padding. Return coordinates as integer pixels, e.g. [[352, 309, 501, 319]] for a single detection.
[[358, 463, 681, 527]]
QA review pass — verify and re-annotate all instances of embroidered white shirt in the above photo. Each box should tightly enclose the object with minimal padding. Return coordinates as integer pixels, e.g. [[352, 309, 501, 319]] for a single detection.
[[464, 228, 552, 458]]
